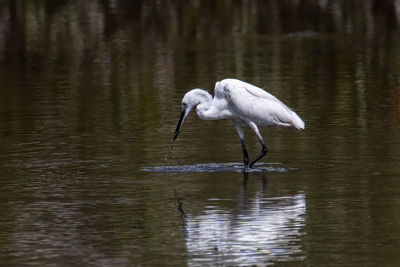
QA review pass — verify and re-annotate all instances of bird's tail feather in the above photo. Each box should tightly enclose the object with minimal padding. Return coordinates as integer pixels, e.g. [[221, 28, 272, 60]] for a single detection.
[[291, 111, 305, 130]]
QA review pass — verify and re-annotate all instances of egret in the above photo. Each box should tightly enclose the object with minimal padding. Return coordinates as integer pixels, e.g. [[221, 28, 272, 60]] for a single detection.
[[173, 78, 305, 168]]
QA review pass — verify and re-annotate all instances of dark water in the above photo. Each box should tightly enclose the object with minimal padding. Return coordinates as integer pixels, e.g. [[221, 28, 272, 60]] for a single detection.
[[1, 1, 400, 266]]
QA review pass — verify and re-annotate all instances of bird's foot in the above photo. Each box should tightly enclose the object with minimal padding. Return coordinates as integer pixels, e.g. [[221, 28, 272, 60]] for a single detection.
[[243, 164, 252, 172]]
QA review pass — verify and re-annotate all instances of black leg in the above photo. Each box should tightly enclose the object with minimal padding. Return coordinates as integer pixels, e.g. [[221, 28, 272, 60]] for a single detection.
[[234, 124, 249, 168], [240, 138, 249, 167], [249, 140, 268, 168]]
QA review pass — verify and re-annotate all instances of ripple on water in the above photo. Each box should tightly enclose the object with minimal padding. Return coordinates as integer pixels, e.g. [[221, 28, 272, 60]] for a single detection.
[[140, 162, 295, 173]]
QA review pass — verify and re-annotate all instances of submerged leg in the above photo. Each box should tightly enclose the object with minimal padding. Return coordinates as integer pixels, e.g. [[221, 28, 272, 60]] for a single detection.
[[234, 124, 249, 167], [248, 122, 269, 168]]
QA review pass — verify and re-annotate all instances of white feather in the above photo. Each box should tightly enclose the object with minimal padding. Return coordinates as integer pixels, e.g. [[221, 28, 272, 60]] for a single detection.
[[215, 78, 305, 130]]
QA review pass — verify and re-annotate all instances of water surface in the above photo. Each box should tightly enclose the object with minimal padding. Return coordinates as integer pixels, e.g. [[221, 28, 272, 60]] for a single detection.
[[0, 1, 400, 266]]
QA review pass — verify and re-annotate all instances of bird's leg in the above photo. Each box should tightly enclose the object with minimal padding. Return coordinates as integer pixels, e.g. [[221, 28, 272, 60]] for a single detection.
[[249, 140, 268, 168], [248, 122, 269, 168], [234, 124, 249, 167], [240, 138, 249, 166]]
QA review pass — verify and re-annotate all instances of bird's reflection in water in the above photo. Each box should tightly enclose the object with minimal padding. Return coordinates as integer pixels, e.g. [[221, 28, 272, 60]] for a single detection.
[[181, 172, 305, 266]]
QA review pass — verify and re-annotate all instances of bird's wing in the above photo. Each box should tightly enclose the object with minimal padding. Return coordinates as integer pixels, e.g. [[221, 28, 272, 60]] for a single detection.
[[216, 78, 289, 108], [216, 79, 304, 129]]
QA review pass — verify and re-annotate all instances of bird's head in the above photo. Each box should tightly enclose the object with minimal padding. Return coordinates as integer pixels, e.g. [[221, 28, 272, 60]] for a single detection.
[[173, 89, 210, 140]]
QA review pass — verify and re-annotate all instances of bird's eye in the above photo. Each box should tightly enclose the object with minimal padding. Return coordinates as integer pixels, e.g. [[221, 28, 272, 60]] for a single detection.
[[182, 102, 187, 107]]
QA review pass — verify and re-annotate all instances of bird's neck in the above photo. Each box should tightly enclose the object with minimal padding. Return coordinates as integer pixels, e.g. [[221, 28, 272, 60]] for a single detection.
[[196, 102, 212, 119], [195, 93, 219, 120]]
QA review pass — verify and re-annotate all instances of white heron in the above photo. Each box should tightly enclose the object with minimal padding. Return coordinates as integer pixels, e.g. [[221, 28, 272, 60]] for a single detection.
[[173, 78, 305, 168]]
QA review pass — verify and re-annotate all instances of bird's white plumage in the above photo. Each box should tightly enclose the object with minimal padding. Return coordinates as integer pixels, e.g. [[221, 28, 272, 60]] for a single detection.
[[206, 78, 304, 130], [174, 78, 305, 168]]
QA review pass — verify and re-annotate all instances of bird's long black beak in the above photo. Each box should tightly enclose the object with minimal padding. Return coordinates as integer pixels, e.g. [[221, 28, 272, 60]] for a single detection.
[[173, 106, 188, 140]]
